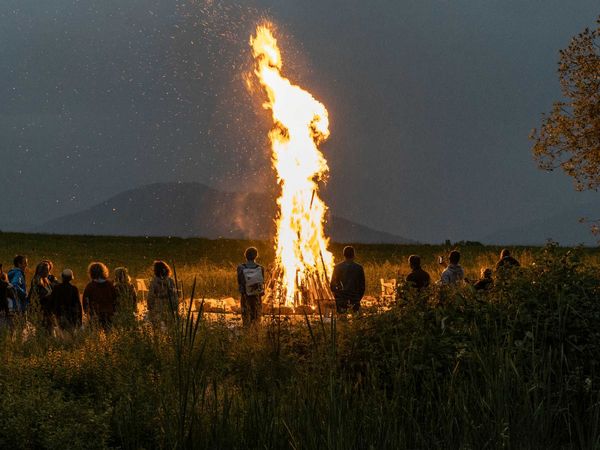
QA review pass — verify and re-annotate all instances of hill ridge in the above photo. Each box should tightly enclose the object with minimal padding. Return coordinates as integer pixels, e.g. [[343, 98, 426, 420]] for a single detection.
[[39, 182, 416, 244]]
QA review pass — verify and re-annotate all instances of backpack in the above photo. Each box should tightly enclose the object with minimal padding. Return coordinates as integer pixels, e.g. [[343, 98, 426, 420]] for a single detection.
[[242, 264, 264, 296]]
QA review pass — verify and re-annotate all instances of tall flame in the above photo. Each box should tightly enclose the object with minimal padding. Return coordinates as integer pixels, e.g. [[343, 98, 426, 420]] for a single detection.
[[251, 24, 334, 306]]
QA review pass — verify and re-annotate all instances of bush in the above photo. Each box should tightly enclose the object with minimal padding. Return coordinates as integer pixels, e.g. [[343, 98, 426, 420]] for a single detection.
[[0, 245, 599, 448]]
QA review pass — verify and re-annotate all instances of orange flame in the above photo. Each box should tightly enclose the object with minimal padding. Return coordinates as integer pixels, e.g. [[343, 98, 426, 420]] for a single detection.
[[251, 24, 334, 305]]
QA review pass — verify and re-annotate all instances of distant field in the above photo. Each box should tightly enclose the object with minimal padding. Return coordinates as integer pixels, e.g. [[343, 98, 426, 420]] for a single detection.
[[1, 232, 599, 297]]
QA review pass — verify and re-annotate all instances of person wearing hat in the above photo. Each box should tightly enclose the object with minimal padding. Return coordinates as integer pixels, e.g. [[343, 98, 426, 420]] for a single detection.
[[50, 269, 82, 329]]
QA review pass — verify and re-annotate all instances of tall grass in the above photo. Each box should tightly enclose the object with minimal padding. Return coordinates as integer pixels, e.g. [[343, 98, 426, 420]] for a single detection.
[[0, 244, 599, 448]]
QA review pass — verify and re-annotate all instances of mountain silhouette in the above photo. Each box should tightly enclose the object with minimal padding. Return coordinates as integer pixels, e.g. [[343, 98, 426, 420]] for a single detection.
[[38, 183, 416, 244]]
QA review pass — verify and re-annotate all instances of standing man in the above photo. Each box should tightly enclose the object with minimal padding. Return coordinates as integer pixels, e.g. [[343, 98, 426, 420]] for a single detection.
[[330, 246, 366, 313], [440, 250, 465, 285], [51, 269, 82, 329], [237, 247, 265, 327], [8, 255, 28, 313]]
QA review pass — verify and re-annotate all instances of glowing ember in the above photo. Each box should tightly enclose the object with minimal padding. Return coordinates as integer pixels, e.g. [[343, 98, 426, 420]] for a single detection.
[[250, 24, 334, 306]]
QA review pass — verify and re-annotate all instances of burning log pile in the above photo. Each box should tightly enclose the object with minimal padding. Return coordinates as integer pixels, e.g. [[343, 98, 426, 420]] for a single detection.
[[263, 256, 335, 310]]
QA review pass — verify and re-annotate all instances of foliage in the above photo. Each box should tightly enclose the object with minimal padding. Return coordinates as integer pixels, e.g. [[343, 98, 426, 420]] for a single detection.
[[531, 17, 600, 191], [0, 244, 600, 448]]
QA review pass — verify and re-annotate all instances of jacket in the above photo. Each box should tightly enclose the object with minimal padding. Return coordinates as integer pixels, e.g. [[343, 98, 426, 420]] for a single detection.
[[83, 280, 117, 315], [330, 260, 366, 304], [406, 268, 431, 290], [51, 282, 82, 326], [29, 278, 53, 315], [7, 268, 26, 302], [0, 278, 9, 313], [440, 264, 465, 285]]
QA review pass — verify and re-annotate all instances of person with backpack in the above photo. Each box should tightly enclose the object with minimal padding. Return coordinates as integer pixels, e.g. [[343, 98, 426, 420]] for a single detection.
[[330, 246, 366, 313], [8, 255, 28, 313], [237, 247, 265, 327]]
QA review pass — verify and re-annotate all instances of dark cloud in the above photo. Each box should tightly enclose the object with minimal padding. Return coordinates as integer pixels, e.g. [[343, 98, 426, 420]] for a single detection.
[[1, 0, 598, 241]]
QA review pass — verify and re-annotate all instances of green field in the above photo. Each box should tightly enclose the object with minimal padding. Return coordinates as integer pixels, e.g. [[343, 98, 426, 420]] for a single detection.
[[1, 233, 600, 448]]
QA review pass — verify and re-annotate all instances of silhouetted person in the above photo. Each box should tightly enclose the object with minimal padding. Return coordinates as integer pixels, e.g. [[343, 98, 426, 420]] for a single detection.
[[51, 269, 82, 329], [405, 255, 431, 290], [474, 268, 493, 291], [495, 249, 520, 270], [0, 271, 10, 321], [29, 261, 54, 330], [83, 262, 117, 329], [440, 250, 465, 285], [114, 267, 138, 317], [8, 255, 28, 313], [237, 247, 264, 327], [147, 261, 178, 322], [330, 246, 366, 313], [42, 260, 59, 287]]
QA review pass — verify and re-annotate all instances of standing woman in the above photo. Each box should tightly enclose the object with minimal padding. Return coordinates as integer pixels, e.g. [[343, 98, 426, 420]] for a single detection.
[[114, 267, 137, 316], [42, 260, 59, 287], [83, 262, 117, 329], [28, 261, 54, 329], [147, 261, 178, 322]]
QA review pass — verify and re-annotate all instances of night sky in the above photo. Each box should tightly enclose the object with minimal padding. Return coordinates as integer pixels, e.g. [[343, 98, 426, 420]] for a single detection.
[[1, 0, 598, 243]]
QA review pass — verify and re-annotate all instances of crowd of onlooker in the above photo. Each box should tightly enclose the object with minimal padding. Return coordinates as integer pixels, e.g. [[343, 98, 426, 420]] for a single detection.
[[403, 247, 520, 292], [0, 246, 522, 331], [327, 247, 521, 314], [0, 256, 179, 331], [0, 248, 266, 332]]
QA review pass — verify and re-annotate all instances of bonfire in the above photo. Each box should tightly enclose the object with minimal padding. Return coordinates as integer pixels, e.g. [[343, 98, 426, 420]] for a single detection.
[[250, 24, 335, 309]]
